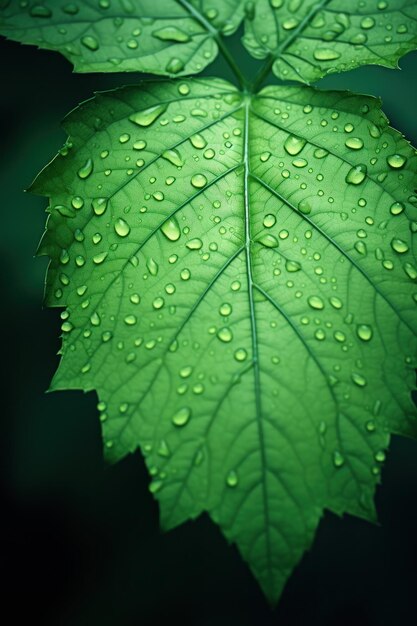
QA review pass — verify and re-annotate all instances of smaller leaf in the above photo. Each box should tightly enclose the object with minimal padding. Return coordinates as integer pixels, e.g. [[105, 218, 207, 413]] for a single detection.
[[243, 0, 417, 83], [0, 0, 245, 75]]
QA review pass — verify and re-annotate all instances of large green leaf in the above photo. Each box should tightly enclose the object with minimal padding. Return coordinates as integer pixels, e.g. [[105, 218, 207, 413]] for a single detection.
[[243, 0, 417, 83], [0, 0, 244, 75], [32, 77, 417, 602]]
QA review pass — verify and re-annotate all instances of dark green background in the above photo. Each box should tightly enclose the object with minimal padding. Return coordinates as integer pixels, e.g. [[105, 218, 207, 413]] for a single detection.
[[1, 29, 417, 626]]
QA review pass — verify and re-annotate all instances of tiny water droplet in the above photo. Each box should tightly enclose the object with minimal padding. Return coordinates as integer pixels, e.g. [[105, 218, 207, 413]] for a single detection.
[[226, 470, 238, 487], [333, 451, 345, 468]]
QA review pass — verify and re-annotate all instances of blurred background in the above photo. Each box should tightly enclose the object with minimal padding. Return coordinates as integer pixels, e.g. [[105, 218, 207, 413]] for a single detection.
[[1, 28, 416, 626]]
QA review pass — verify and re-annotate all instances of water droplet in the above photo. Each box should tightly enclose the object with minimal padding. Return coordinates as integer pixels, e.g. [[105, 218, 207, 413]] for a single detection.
[[285, 260, 301, 273], [390, 201, 405, 216], [284, 134, 306, 156], [313, 48, 341, 61], [152, 297, 164, 310], [178, 83, 190, 96], [30, 4, 52, 17], [308, 295, 324, 310], [391, 238, 409, 254], [352, 372, 367, 387], [166, 57, 184, 74], [91, 197, 108, 216], [329, 296, 343, 309], [366, 420, 376, 433], [387, 154, 406, 169], [129, 104, 167, 127], [133, 139, 147, 150], [361, 16, 375, 29], [190, 134, 207, 149], [357, 324, 373, 341], [403, 262, 417, 280], [147, 257, 159, 276], [375, 450, 386, 463], [186, 238, 203, 250], [219, 303, 232, 316], [292, 157, 308, 168], [124, 314, 137, 325], [333, 451, 345, 468], [180, 268, 191, 280], [161, 217, 181, 242], [114, 218, 130, 237], [172, 407, 191, 426], [93, 251, 108, 264], [158, 440, 170, 457], [191, 174, 207, 188], [260, 151, 271, 162], [257, 233, 279, 248], [234, 348, 248, 362], [346, 164, 367, 185], [263, 214, 276, 228], [217, 327, 233, 343], [90, 312, 101, 326], [77, 158, 93, 179], [152, 26, 191, 42], [226, 470, 238, 487], [162, 148, 183, 167], [204, 148, 215, 159], [345, 137, 364, 150], [149, 480, 163, 494], [81, 35, 99, 51]]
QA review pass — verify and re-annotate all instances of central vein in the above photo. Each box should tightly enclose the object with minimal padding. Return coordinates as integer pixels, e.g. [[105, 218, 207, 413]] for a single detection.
[[243, 96, 273, 578]]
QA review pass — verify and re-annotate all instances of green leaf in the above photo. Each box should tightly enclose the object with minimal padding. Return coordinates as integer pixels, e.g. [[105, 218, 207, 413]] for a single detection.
[[32, 77, 417, 603], [0, 0, 244, 75], [243, 0, 417, 83]]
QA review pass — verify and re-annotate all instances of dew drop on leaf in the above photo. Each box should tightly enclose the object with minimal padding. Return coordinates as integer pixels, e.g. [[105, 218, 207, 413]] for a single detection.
[[172, 407, 191, 427]]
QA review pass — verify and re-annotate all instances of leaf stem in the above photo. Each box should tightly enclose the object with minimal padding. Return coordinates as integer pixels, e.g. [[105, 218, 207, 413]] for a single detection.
[[216, 36, 248, 90], [251, 56, 274, 92], [176, 0, 246, 89]]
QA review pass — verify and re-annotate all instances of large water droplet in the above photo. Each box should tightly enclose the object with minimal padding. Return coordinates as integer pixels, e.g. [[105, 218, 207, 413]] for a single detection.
[[217, 327, 233, 343], [129, 104, 167, 127], [172, 407, 191, 426], [345, 137, 364, 150], [161, 217, 181, 241], [152, 26, 191, 42], [284, 135, 306, 156], [391, 238, 409, 254], [263, 214, 276, 228], [308, 295, 324, 310], [346, 164, 367, 185], [186, 238, 203, 250], [356, 324, 373, 341], [191, 174, 207, 188], [387, 154, 406, 169], [257, 233, 279, 248], [78, 158, 93, 179], [313, 48, 341, 61], [162, 148, 184, 167], [114, 218, 130, 237]]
